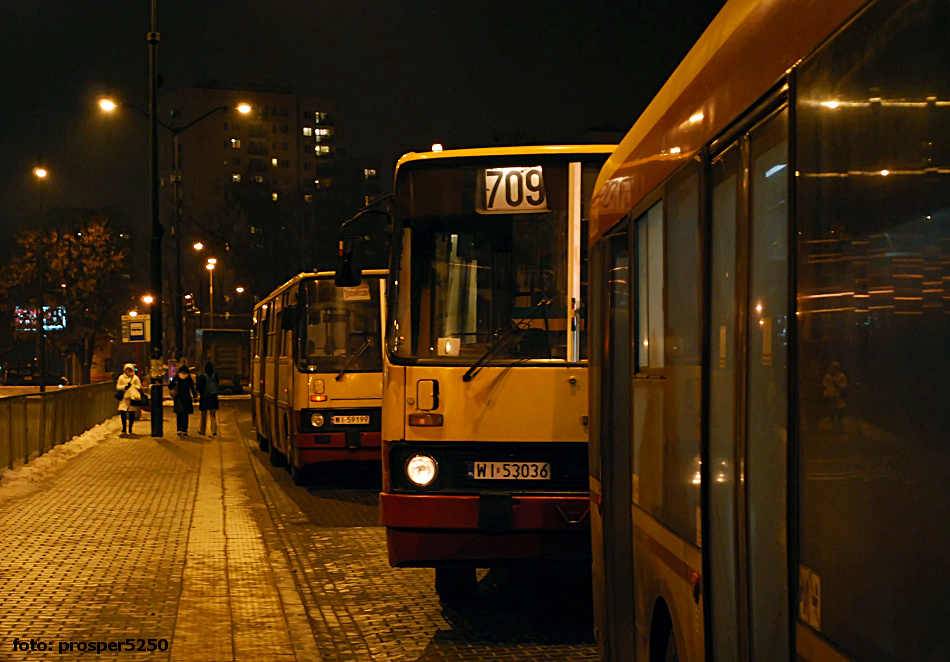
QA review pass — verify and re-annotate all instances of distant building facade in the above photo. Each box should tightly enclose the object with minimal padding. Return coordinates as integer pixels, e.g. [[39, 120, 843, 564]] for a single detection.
[[159, 86, 383, 338]]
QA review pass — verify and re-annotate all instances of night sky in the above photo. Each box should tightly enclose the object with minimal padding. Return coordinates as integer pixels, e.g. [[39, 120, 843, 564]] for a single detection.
[[0, 0, 726, 235]]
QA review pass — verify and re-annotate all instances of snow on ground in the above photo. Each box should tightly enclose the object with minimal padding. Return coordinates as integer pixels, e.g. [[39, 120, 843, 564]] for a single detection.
[[0, 416, 122, 503]]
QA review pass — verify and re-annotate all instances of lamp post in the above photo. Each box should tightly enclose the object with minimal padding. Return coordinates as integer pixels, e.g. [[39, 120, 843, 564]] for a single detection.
[[32, 166, 48, 393], [147, 0, 163, 436], [206, 259, 216, 329], [98, 100, 250, 363]]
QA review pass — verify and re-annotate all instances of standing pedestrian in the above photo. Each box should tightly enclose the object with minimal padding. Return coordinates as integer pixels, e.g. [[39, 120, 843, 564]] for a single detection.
[[169, 365, 198, 436], [822, 360, 848, 432], [196, 362, 220, 436], [116, 363, 142, 435]]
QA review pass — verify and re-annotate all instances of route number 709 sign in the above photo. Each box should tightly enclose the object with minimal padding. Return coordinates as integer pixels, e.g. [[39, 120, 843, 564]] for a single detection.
[[477, 166, 548, 214]]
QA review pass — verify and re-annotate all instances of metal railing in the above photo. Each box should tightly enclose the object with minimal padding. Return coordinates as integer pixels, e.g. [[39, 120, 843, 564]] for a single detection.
[[0, 382, 117, 470]]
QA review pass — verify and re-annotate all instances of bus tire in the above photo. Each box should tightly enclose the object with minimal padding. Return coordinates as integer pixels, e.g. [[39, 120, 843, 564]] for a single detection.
[[435, 567, 477, 603], [664, 630, 679, 662], [650, 600, 678, 662], [289, 458, 306, 486], [269, 440, 285, 467]]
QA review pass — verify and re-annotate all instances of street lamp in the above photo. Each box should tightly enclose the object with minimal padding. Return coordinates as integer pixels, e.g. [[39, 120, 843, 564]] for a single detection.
[[32, 166, 49, 393], [206, 260, 215, 329]]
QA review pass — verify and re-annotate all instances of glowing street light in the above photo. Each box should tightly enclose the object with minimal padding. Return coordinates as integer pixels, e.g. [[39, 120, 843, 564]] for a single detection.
[[193, 242, 203, 251], [142, 295, 154, 305], [98, 98, 117, 112], [206, 261, 216, 328], [237, 103, 252, 114], [235, 286, 245, 294]]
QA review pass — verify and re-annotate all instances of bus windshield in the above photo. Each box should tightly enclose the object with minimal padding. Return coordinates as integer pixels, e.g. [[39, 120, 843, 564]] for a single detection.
[[390, 160, 599, 364], [298, 277, 382, 373]]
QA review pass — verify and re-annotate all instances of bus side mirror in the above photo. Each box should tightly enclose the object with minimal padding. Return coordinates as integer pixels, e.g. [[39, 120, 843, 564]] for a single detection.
[[281, 305, 298, 330], [335, 238, 361, 287]]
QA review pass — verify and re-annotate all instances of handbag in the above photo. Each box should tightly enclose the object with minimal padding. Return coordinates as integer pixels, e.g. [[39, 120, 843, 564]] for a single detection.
[[114, 391, 124, 401], [131, 394, 150, 407]]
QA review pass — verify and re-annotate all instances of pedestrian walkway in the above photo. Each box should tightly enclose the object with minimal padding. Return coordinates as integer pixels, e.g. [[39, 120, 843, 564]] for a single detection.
[[0, 409, 318, 662]]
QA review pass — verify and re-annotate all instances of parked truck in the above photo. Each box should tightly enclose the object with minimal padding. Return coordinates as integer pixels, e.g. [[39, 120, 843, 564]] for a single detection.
[[194, 329, 250, 394]]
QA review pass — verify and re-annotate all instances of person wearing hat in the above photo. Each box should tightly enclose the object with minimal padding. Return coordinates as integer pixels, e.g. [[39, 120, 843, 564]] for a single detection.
[[116, 363, 142, 435], [169, 364, 198, 436]]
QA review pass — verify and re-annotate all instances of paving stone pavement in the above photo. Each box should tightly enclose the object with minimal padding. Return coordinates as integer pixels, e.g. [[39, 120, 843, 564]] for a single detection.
[[0, 400, 600, 662]]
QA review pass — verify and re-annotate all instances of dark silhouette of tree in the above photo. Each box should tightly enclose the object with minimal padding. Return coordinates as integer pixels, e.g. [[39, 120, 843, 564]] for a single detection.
[[0, 216, 131, 383]]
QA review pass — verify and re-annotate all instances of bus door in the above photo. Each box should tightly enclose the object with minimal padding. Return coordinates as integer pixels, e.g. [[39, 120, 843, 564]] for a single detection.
[[600, 228, 636, 658], [706, 106, 790, 661]]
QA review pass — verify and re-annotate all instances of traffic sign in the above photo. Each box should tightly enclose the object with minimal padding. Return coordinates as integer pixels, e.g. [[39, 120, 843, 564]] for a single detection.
[[121, 314, 151, 343]]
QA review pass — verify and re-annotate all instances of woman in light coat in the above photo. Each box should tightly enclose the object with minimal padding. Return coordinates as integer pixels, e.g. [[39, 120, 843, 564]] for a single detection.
[[116, 363, 142, 434]]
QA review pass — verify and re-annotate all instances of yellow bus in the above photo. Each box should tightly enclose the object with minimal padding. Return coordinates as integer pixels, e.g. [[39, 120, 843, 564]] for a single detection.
[[588, 0, 950, 660], [251, 269, 386, 484], [339, 145, 614, 600]]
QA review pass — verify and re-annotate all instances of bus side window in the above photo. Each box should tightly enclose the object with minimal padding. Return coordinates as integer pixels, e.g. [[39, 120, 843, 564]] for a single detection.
[[634, 201, 664, 372]]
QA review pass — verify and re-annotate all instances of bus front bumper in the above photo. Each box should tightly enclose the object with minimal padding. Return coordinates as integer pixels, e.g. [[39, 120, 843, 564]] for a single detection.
[[294, 430, 381, 464], [380, 493, 591, 567]]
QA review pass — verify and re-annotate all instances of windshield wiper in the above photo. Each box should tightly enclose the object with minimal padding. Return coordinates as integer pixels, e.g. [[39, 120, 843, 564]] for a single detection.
[[462, 299, 551, 383], [335, 338, 373, 381]]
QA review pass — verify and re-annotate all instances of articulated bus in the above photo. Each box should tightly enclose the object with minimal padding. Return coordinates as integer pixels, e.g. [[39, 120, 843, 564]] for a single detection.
[[251, 269, 386, 484], [340, 146, 614, 599], [588, 0, 950, 660]]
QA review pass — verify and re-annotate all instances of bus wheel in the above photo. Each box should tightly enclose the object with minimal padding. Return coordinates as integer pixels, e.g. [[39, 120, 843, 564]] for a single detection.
[[269, 440, 285, 467], [664, 630, 679, 662], [288, 450, 306, 486], [289, 462, 306, 486], [258, 433, 269, 453], [650, 600, 677, 662], [435, 567, 477, 603]]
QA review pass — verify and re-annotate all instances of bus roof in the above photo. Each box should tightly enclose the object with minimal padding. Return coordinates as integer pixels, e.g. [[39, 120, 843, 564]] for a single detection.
[[396, 145, 616, 174], [590, 0, 868, 242], [252, 269, 387, 313]]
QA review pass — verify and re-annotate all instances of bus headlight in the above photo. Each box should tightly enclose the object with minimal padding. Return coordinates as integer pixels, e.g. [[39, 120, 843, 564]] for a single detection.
[[310, 413, 325, 428], [406, 454, 438, 486]]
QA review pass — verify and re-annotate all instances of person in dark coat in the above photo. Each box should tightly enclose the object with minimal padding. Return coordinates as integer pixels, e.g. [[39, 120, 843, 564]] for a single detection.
[[169, 365, 198, 436], [196, 362, 220, 436]]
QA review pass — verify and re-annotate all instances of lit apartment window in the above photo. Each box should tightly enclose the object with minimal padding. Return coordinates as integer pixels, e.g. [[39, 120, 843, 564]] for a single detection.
[[271, 158, 278, 167], [232, 174, 241, 182], [314, 128, 331, 137], [315, 111, 329, 124], [231, 138, 241, 148], [271, 192, 278, 201], [314, 145, 331, 156], [302, 127, 312, 137], [253, 175, 264, 184], [314, 179, 323, 189], [304, 194, 313, 202], [364, 168, 377, 178], [364, 195, 375, 206]]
